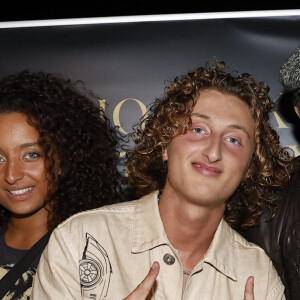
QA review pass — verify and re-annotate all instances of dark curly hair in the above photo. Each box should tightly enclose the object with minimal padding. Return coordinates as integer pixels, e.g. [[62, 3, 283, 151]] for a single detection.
[[291, 88, 300, 111], [0, 70, 124, 231], [125, 60, 293, 229]]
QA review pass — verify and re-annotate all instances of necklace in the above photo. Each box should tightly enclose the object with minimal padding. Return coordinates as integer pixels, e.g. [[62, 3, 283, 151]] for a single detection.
[[183, 268, 191, 276], [157, 190, 162, 202]]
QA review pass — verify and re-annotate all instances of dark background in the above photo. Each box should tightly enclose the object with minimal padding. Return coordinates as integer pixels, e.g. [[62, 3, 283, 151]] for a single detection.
[[0, 2, 299, 164], [0, 1, 299, 22]]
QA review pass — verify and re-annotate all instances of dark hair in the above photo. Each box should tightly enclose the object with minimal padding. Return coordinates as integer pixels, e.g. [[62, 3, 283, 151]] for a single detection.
[[0, 70, 124, 231], [279, 47, 300, 111], [291, 88, 300, 111], [125, 60, 293, 229]]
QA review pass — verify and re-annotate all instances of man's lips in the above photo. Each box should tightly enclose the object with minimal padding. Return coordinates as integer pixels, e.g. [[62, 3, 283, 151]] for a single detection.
[[192, 162, 222, 177]]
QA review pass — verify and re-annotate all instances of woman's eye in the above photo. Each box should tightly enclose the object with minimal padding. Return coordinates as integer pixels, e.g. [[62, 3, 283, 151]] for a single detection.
[[25, 152, 40, 159], [0, 156, 5, 162]]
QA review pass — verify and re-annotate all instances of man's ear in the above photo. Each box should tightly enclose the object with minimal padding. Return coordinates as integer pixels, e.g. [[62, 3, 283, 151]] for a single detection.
[[245, 166, 253, 179], [162, 147, 168, 161], [294, 106, 300, 118]]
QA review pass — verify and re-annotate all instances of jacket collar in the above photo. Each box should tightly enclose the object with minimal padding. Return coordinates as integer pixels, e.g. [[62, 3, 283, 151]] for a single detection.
[[132, 191, 169, 252], [131, 190, 238, 280], [202, 218, 238, 281]]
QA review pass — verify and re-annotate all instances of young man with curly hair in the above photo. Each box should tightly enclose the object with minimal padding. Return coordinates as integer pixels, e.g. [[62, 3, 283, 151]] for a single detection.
[[32, 61, 292, 300]]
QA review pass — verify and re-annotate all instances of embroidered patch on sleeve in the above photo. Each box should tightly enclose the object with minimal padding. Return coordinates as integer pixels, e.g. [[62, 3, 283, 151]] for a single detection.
[[79, 233, 112, 299]]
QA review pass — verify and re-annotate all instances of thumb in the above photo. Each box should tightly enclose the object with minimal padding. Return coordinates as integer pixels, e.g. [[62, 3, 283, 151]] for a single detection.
[[244, 276, 255, 300], [123, 261, 160, 300]]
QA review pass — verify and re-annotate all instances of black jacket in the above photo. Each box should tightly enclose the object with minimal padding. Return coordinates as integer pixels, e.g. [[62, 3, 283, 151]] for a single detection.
[[240, 156, 300, 300]]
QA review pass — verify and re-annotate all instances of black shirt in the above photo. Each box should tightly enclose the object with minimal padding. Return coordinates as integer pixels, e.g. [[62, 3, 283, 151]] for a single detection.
[[0, 235, 40, 300], [240, 156, 300, 300]]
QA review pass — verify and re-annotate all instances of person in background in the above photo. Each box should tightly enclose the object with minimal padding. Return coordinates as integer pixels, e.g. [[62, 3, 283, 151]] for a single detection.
[[32, 60, 292, 300], [0, 70, 124, 299], [241, 47, 300, 300]]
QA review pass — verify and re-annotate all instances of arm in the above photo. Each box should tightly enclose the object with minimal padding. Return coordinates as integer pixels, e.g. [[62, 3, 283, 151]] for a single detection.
[[31, 227, 81, 299], [266, 259, 286, 300]]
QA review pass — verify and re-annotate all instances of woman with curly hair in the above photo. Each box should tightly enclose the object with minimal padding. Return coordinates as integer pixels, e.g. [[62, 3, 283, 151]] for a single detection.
[[32, 61, 292, 300], [0, 70, 124, 299]]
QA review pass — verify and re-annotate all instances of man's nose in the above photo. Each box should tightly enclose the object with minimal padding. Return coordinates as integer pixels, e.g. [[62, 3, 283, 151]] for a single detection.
[[202, 136, 222, 163]]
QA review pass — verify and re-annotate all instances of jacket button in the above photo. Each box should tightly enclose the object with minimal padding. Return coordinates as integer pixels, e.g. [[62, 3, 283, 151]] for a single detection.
[[163, 253, 175, 265]]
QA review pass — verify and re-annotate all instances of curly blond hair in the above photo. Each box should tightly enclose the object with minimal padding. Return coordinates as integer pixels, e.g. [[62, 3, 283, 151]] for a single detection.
[[125, 60, 293, 229]]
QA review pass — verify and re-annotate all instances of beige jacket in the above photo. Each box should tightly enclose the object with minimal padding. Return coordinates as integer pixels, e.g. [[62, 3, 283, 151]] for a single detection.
[[32, 191, 285, 300]]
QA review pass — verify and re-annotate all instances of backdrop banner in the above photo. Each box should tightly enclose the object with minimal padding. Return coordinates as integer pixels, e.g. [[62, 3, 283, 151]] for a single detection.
[[0, 11, 299, 173]]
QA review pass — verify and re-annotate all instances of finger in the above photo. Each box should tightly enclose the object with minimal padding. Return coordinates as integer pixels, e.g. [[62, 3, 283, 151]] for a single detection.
[[123, 261, 160, 300], [244, 276, 254, 300]]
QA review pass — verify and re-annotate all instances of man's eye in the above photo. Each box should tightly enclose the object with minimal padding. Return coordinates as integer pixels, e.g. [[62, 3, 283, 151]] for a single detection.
[[193, 128, 204, 134], [227, 137, 240, 144]]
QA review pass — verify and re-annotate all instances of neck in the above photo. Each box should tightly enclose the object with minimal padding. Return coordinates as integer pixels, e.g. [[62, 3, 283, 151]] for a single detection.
[[5, 207, 49, 250], [158, 187, 225, 271]]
